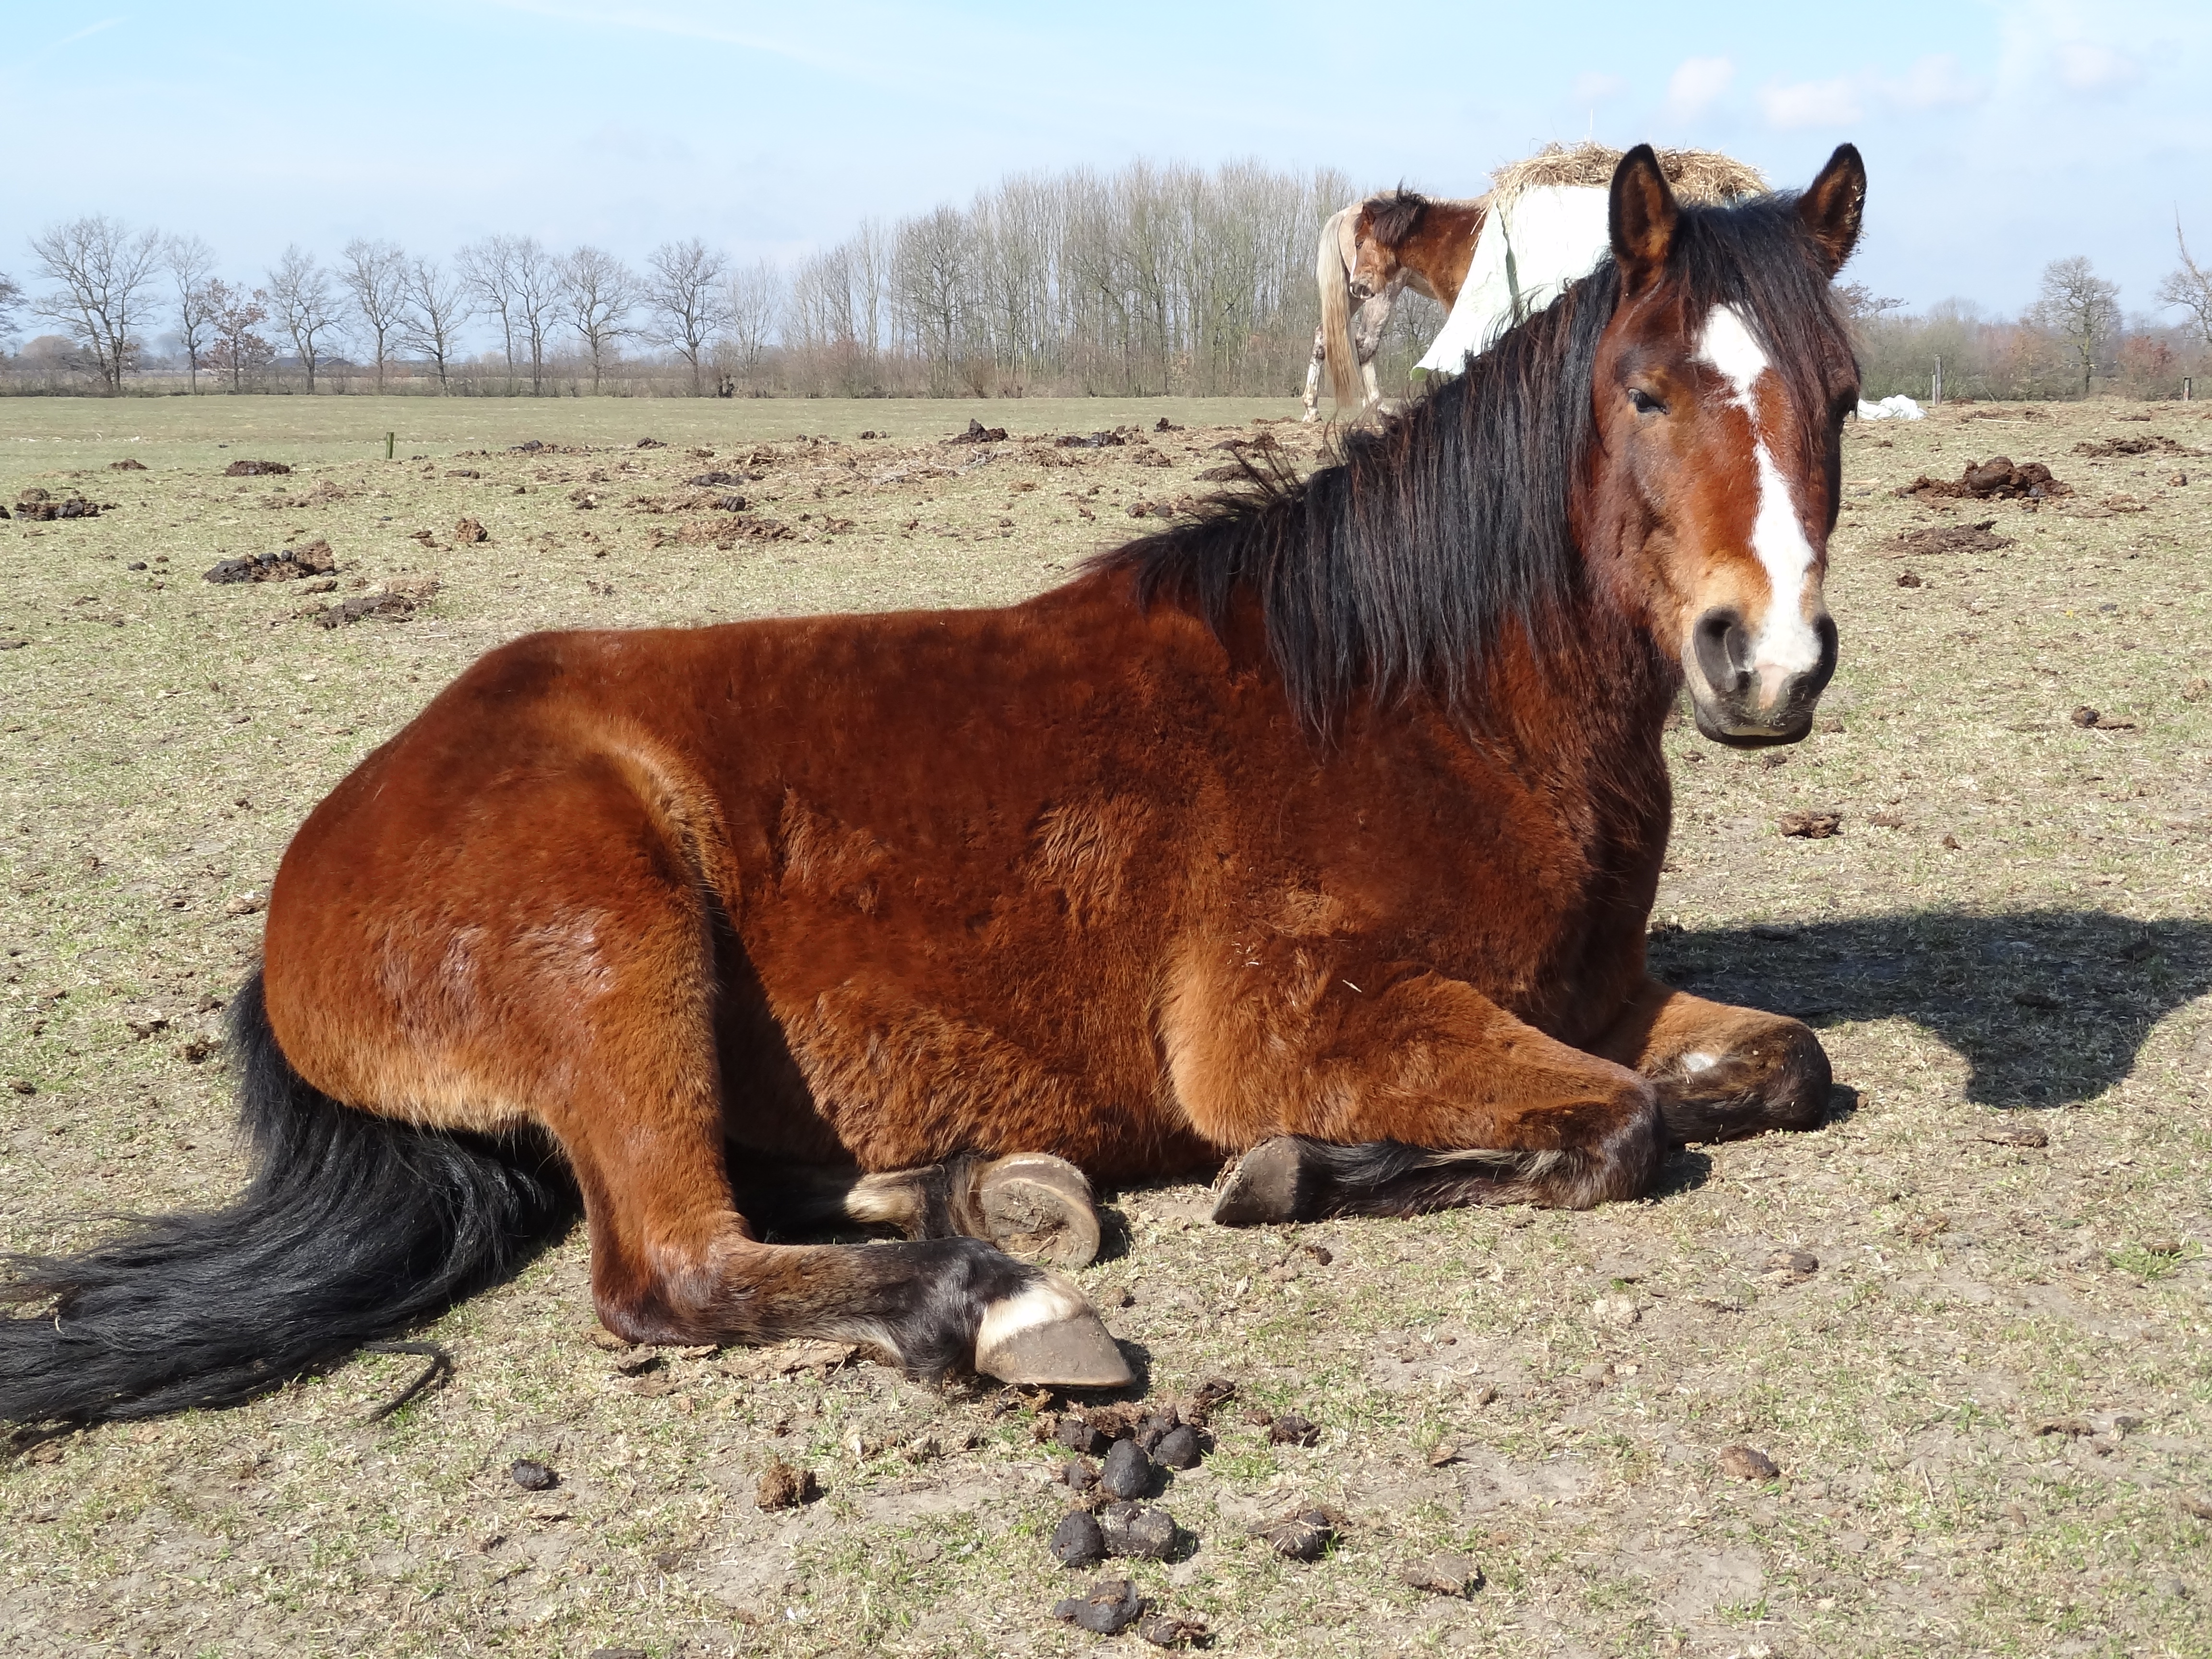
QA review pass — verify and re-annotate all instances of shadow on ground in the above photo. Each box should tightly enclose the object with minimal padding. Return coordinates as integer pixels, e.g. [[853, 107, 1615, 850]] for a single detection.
[[1648, 908, 2212, 1109]]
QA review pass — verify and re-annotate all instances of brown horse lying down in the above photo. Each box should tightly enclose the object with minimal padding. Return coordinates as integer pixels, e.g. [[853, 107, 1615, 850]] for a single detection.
[[0, 144, 1867, 1425]]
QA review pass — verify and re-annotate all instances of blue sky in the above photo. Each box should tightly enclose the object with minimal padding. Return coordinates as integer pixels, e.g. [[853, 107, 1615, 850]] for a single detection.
[[7, 0, 2208, 323]]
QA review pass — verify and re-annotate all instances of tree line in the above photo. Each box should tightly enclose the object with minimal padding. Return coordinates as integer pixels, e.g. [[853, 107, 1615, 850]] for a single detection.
[[1, 219, 749, 398], [9, 166, 2208, 403], [0, 159, 1367, 400], [1847, 239, 2212, 403]]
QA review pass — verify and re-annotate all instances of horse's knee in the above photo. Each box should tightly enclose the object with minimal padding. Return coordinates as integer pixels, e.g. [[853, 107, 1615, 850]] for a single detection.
[[1542, 1082, 1664, 1208], [588, 1221, 743, 1346]]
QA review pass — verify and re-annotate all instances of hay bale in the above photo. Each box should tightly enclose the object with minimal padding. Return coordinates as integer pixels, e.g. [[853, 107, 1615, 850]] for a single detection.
[[1489, 142, 1766, 207]]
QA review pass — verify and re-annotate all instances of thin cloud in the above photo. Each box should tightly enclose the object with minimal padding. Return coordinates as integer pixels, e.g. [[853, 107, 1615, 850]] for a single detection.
[[29, 16, 124, 68], [1757, 56, 1985, 129], [1664, 56, 1734, 121], [467, 0, 884, 82], [1888, 54, 1983, 109], [2056, 40, 2141, 91], [1573, 71, 1628, 105], [458, 0, 1297, 143], [1758, 75, 1862, 129]]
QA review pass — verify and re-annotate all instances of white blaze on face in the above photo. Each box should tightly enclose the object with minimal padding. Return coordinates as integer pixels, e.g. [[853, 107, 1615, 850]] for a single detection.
[[1694, 303, 1824, 706]]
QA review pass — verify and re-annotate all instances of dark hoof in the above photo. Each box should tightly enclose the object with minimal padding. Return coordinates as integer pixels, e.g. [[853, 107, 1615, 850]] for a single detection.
[[1211, 1137, 1310, 1226], [1654, 1023, 1833, 1144], [974, 1272, 1132, 1388], [975, 1153, 1101, 1269]]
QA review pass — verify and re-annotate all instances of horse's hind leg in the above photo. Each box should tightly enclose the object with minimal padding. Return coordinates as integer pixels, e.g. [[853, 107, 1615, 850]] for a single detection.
[[321, 771, 1129, 1389], [732, 1153, 1102, 1268], [558, 1066, 1127, 1385], [557, 947, 1123, 1382], [1591, 978, 1832, 1144], [1301, 326, 1326, 422]]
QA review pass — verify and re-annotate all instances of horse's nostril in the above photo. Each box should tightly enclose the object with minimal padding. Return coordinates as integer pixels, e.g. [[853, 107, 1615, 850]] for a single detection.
[[1694, 609, 1751, 695], [1806, 613, 1839, 696]]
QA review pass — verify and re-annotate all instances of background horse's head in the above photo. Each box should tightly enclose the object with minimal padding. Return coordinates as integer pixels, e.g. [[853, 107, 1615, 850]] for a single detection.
[[1587, 144, 1865, 746], [1349, 189, 1426, 301]]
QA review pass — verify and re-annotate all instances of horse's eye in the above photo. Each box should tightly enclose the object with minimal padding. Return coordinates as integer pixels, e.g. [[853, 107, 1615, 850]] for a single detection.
[[1627, 388, 1666, 416]]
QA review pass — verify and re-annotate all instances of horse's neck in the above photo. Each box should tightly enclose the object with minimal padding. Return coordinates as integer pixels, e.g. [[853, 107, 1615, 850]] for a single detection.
[[1400, 201, 1488, 310], [1468, 601, 1676, 786]]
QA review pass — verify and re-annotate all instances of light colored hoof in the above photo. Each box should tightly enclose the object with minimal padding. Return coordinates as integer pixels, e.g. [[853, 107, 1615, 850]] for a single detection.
[[1211, 1136, 1308, 1226], [974, 1272, 1132, 1389], [976, 1153, 1101, 1269]]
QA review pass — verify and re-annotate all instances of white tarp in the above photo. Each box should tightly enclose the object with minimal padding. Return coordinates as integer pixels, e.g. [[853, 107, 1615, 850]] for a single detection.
[[1415, 185, 1613, 375], [1856, 395, 1924, 421]]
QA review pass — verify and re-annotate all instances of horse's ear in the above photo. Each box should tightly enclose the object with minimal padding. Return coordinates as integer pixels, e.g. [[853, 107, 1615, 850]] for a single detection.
[[1797, 144, 1866, 276], [1609, 144, 1679, 296]]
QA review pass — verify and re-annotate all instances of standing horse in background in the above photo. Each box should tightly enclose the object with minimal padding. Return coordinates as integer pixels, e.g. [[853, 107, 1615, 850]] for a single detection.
[[1317, 149, 1771, 421], [1, 144, 1868, 1427], [1301, 205, 1413, 423], [1304, 188, 1489, 420]]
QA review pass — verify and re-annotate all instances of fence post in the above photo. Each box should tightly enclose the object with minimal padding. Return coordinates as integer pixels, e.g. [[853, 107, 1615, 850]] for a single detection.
[[385, 431, 395, 460], [1932, 356, 1943, 406]]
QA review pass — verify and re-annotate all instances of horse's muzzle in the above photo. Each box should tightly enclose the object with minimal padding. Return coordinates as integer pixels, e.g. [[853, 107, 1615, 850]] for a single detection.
[[1686, 607, 1838, 747]]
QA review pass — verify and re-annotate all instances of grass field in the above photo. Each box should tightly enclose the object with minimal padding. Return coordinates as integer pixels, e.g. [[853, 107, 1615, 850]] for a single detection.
[[1, 392, 2209, 1658]]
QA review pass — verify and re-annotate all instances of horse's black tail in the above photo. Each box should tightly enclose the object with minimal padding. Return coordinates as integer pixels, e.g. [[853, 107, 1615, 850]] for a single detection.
[[0, 971, 579, 1428]]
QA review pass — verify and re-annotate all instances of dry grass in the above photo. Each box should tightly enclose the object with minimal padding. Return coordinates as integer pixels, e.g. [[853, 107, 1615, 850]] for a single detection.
[[1489, 142, 1768, 207], [1, 393, 2209, 1658]]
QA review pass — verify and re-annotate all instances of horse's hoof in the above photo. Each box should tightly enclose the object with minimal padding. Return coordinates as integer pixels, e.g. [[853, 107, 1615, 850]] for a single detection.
[[1211, 1136, 1310, 1226], [974, 1273, 1132, 1389], [976, 1153, 1101, 1269]]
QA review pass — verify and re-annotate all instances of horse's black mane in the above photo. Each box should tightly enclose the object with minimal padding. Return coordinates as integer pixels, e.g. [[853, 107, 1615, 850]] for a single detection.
[[1363, 187, 1429, 248], [1106, 192, 1856, 732]]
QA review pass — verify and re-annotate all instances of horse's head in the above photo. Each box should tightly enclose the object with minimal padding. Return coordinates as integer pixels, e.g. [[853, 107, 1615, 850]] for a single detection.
[[1586, 144, 1865, 747], [1350, 190, 1426, 302]]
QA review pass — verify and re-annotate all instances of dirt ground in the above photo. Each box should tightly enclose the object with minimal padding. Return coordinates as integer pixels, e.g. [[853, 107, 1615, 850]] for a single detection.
[[1, 392, 2209, 1659]]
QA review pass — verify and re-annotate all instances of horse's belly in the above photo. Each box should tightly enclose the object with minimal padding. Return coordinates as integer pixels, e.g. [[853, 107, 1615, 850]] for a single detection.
[[731, 946, 1173, 1172]]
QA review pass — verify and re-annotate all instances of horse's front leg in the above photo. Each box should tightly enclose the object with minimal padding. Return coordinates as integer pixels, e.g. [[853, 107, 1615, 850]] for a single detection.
[[1352, 294, 1390, 412], [1589, 976, 1832, 1144], [1166, 956, 1664, 1219]]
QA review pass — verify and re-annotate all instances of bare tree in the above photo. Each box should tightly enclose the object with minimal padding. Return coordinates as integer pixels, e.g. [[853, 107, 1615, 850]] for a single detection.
[[400, 257, 471, 391], [509, 238, 560, 395], [785, 244, 861, 392], [893, 208, 971, 395], [559, 246, 637, 392], [723, 258, 783, 383], [0, 271, 24, 345], [849, 219, 890, 383], [2154, 219, 2212, 352], [340, 238, 409, 393], [1836, 282, 1906, 323], [267, 246, 342, 393], [643, 238, 733, 393], [27, 215, 164, 394], [204, 281, 275, 393], [2029, 256, 2121, 397], [459, 235, 523, 390], [163, 235, 218, 393]]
